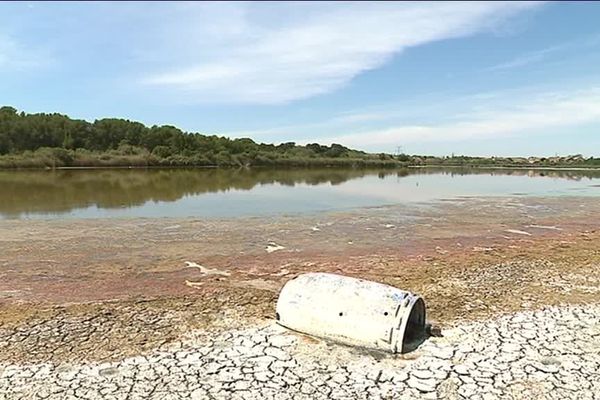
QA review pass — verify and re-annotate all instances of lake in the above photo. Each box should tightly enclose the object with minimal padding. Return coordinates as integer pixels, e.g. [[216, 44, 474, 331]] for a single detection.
[[1, 167, 599, 219]]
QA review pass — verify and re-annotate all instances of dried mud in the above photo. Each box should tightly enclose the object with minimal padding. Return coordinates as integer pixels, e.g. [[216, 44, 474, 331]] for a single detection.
[[1, 196, 599, 365]]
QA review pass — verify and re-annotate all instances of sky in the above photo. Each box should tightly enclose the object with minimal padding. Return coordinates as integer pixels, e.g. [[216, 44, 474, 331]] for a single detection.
[[1, 1, 600, 157]]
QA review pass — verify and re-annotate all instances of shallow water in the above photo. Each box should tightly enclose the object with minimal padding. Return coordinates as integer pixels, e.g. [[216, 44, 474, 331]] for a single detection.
[[1, 167, 598, 219]]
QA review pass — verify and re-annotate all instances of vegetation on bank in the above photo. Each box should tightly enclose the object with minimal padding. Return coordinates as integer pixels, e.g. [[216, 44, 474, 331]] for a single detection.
[[1, 106, 598, 169], [0, 106, 400, 168]]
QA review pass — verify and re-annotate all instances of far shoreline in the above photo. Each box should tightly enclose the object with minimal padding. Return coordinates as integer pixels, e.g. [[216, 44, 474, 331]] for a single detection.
[[408, 164, 600, 171], [1, 163, 599, 172]]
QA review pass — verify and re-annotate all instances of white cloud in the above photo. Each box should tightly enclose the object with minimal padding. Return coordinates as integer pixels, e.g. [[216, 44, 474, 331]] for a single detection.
[[143, 2, 542, 104], [308, 86, 600, 148]]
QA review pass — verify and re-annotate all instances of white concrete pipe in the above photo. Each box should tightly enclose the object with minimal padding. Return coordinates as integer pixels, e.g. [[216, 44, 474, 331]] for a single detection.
[[276, 272, 426, 353]]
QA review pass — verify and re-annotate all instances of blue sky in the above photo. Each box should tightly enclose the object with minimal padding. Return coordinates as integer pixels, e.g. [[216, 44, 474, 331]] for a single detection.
[[1, 1, 599, 156]]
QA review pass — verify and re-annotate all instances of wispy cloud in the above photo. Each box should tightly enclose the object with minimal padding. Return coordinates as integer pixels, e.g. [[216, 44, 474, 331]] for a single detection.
[[487, 33, 600, 72], [307, 86, 600, 149], [0, 36, 29, 69], [486, 45, 563, 71], [143, 2, 542, 104], [332, 112, 391, 124], [0, 34, 53, 71]]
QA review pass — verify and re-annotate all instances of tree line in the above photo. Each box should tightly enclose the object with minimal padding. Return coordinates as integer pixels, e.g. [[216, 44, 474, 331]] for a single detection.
[[0, 106, 401, 168]]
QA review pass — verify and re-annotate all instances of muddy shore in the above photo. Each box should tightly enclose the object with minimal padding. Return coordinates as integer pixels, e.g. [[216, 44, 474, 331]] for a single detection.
[[1, 195, 599, 399]]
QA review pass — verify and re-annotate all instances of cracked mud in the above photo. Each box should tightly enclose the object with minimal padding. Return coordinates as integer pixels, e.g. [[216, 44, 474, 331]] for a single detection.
[[2, 306, 600, 399]]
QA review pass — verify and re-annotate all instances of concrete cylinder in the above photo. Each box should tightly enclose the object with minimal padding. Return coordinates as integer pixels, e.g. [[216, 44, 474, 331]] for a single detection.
[[276, 272, 426, 353]]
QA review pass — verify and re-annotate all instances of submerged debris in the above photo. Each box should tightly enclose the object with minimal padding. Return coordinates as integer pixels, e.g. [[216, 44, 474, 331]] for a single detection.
[[184, 261, 230, 276], [527, 224, 563, 231], [185, 280, 203, 288], [271, 268, 291, 277], [266, 242, 286, 253], [472, 246, 494, 252], [504, 229, 532, 236]]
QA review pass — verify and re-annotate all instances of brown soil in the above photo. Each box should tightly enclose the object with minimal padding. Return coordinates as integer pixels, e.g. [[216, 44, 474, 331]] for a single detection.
[[1, 196, 599, 363]]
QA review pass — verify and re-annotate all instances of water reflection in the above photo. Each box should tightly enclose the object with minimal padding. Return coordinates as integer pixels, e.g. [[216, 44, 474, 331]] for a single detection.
[[1, 167, 598, 219], [0, 168, 380, 217]]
